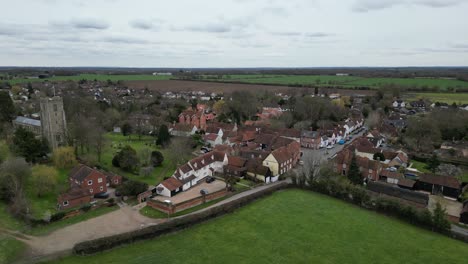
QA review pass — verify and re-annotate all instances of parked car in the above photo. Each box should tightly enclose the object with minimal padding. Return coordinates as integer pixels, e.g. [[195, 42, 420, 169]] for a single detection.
[[205, 176, 215, 183], [94, 192, 110, 199], [326, 145, 333, 149], [338, 139, 345, 145]]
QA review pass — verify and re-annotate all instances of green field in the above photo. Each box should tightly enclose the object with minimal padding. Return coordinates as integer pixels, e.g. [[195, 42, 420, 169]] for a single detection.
[[406, 92, 468, 104], [90, 133, 179, 186], [50, 190, 468, 264], [7, 74, 172, 85], [198, 74, 468, 91], [0, 235, 25, 264]]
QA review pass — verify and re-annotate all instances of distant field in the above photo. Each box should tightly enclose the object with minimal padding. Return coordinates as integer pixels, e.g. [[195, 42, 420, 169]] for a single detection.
[[198, 74, 468, 91], [51, 190, 468, 264], [406, 92, 468, 104], [6, 74, 172, 84]]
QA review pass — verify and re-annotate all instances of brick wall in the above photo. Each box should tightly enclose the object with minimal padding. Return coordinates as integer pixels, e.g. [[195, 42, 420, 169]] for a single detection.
[[147, 189, 228, 214]]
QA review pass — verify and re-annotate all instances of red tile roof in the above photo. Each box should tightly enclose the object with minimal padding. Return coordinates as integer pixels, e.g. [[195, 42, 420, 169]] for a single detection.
[[161, 177, 183, 191], [419, 174, 461, 189]]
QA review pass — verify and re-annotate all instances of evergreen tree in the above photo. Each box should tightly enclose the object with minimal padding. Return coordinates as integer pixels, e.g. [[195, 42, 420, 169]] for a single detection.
[[156, 124, 171, 147], [432, 202, 450, 232], [0, 91, 15, 123], [347, 154, 362, 185], [121, 123, 132, 137], [12, 127, 48, 163], [426, 154, 440, 173]]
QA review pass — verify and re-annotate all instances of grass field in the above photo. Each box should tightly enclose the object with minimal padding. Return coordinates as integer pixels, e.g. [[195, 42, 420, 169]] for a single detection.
[[0, 235, 25, 264], [50, 190, 468, 264], [406, 92, 468, 104], [7, 74, 172, 85], [84, 133, 180, 186], [198, 74, 468, 91]]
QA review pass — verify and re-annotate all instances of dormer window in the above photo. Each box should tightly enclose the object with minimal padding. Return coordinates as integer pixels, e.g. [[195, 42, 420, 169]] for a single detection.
[[211, 155, 214, 160], [88, 180, 93, 185]]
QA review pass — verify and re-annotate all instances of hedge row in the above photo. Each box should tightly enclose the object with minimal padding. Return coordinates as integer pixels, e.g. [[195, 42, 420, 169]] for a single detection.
[[304, 179, 459, 238], [73, 182, 289, 255]]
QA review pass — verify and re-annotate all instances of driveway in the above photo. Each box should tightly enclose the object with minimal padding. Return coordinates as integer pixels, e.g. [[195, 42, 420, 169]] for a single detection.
[[23, 205, 163, 259], [152, 180, 226, 204]]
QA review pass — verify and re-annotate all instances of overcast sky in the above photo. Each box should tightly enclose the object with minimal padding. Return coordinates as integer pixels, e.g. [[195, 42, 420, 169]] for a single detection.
[[1, 0, 468, 67]]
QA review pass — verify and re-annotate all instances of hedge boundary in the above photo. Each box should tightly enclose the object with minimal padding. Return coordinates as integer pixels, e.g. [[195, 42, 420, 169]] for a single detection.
[[73, 182, 289, 255]]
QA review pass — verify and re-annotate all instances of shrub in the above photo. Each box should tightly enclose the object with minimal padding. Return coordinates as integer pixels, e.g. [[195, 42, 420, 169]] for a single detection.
[[150, 151, 164, 167], [50, 211, 66, 222], [116, 180, 148, 196], [80, 204, 92, 212]]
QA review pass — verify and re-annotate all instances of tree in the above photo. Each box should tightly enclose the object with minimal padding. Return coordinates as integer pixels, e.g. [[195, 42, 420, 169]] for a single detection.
[[52, 146, 77, 169], [347, 155, 362, 185], [367, 112, 381, 129], [0, 91, 15, 123], [426, 154, 440, 173], [156, 124, 171, 147], [0, 141, 10, 163], [116, 180, 148, 196], [213, 99, 227, 115], [404, 116, 441, 152], [89, 126, 106, 163], [223, 169, 237, 191], [11, 127, 48, 163], [122, 123, 132, 137], [113, 146, 139, 172], [31, 165, 58, 197], [138, 147, 152, 167], [0, 158, 31, 218], [166, 137, 192, 167], [432, 202, 450, 232], [151, 151, 164, 167]]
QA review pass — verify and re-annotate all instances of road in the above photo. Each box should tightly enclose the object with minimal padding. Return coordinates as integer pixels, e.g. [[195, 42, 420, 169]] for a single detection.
[[300, 128, 367, 165]]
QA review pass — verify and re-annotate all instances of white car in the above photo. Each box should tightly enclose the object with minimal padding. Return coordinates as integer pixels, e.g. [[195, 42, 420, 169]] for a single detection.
[[326, 145, 333, 149]]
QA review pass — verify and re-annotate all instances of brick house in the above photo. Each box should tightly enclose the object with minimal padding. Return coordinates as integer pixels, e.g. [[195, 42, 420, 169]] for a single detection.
[[300, 130, 321, 149], [178, 108, 207, 130], [224, 156, 248, 177], [69, 165, 108, 195], [57, 187, 92, 210]]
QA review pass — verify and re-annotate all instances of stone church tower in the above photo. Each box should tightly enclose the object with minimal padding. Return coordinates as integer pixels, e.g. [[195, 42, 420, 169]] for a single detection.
[[40, 96, 68, 149]]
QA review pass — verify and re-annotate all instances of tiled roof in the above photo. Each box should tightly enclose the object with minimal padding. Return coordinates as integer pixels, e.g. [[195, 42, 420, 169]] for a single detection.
[[398, 178, 416, 188], [419, 174, 460, 189], [69, 165, 104, 182], [160, 177, 183, 191], [59, 187, 90, 201], [228, 156, 247, 168]]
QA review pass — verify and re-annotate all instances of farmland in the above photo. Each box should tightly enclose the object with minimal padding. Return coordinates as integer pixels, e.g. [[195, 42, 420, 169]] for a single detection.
[[50, 190, 468, 264], [196, 74, 468, 91], [6, 74, 172, 85], [406, 92, 468, 104]]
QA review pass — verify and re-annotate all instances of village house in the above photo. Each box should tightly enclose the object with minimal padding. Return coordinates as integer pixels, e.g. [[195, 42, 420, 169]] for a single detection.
[[178, 105, 208, 130], [224, 156, 248, 177], [156, 151, 228, 197], [68, 165, 108, 195], [57, 188, 92, 210], [300, 130, 322, 149], [262, 141, 301, 178], [392, 99, 406, 108]]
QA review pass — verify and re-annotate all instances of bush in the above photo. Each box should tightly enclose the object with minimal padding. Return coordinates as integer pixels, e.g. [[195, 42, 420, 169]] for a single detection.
[[116, 180, 148, 196], [80, 204, 92, 212], [150, 151, 164, 167], [107, 198, 115, 205], [113, 146, 139, 172], [50, 211, 66, 222]]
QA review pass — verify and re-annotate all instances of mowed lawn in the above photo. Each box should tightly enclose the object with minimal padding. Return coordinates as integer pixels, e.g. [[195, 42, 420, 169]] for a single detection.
[[50, 190, 468, 264], [94, 133, 179, 186]]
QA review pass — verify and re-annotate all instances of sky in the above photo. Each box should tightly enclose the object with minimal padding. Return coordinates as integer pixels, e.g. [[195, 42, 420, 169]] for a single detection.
[[1, 0, 468, 67]]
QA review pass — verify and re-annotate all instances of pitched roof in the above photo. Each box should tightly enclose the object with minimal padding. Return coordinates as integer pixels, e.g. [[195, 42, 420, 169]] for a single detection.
[[271, 146, 291, 164], [228, 156, 247, 168], [69, 165, 105, 182], [14, 116, 41, 127], [380, 170, 403, 179], [160, 177, 183, 191], [418, 174, 460, 189], [59, 187, 90, 201], [398, 178, 416, 188]]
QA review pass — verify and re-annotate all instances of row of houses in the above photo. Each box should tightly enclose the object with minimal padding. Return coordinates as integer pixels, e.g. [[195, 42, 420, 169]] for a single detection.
[[157, 128, 302, 197], [300, 116, 365, 149], [334, 134, 465, 200]]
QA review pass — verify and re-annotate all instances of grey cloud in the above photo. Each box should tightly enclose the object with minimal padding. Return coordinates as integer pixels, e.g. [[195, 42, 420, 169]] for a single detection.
[[262, 6, 289, 16], [271, 31, 302, 36], [100, 36, 149, 44], [352, 0, 464, 12], [129, 19, 158, 30], [183, 24, 232, 33], [305, 32, 332, 38], [71, 18, 109, 29]]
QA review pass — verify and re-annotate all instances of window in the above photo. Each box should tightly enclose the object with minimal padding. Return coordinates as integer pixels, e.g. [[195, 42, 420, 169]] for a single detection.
[[98, 178, 103, 183], [100, 186, 104, 191], [88, 180, 93, 185], [53, 104, 57, 111], [63, 201, 69, 206], [89, 188, 93, 193]]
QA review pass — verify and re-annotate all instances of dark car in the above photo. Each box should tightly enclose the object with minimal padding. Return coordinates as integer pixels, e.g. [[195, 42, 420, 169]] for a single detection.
[[94, 192, 110, 199], [205, 176, 215, 183]]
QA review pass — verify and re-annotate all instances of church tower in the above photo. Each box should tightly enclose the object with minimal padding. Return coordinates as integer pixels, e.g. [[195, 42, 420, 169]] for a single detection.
[[40, 96, 67, 149]]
